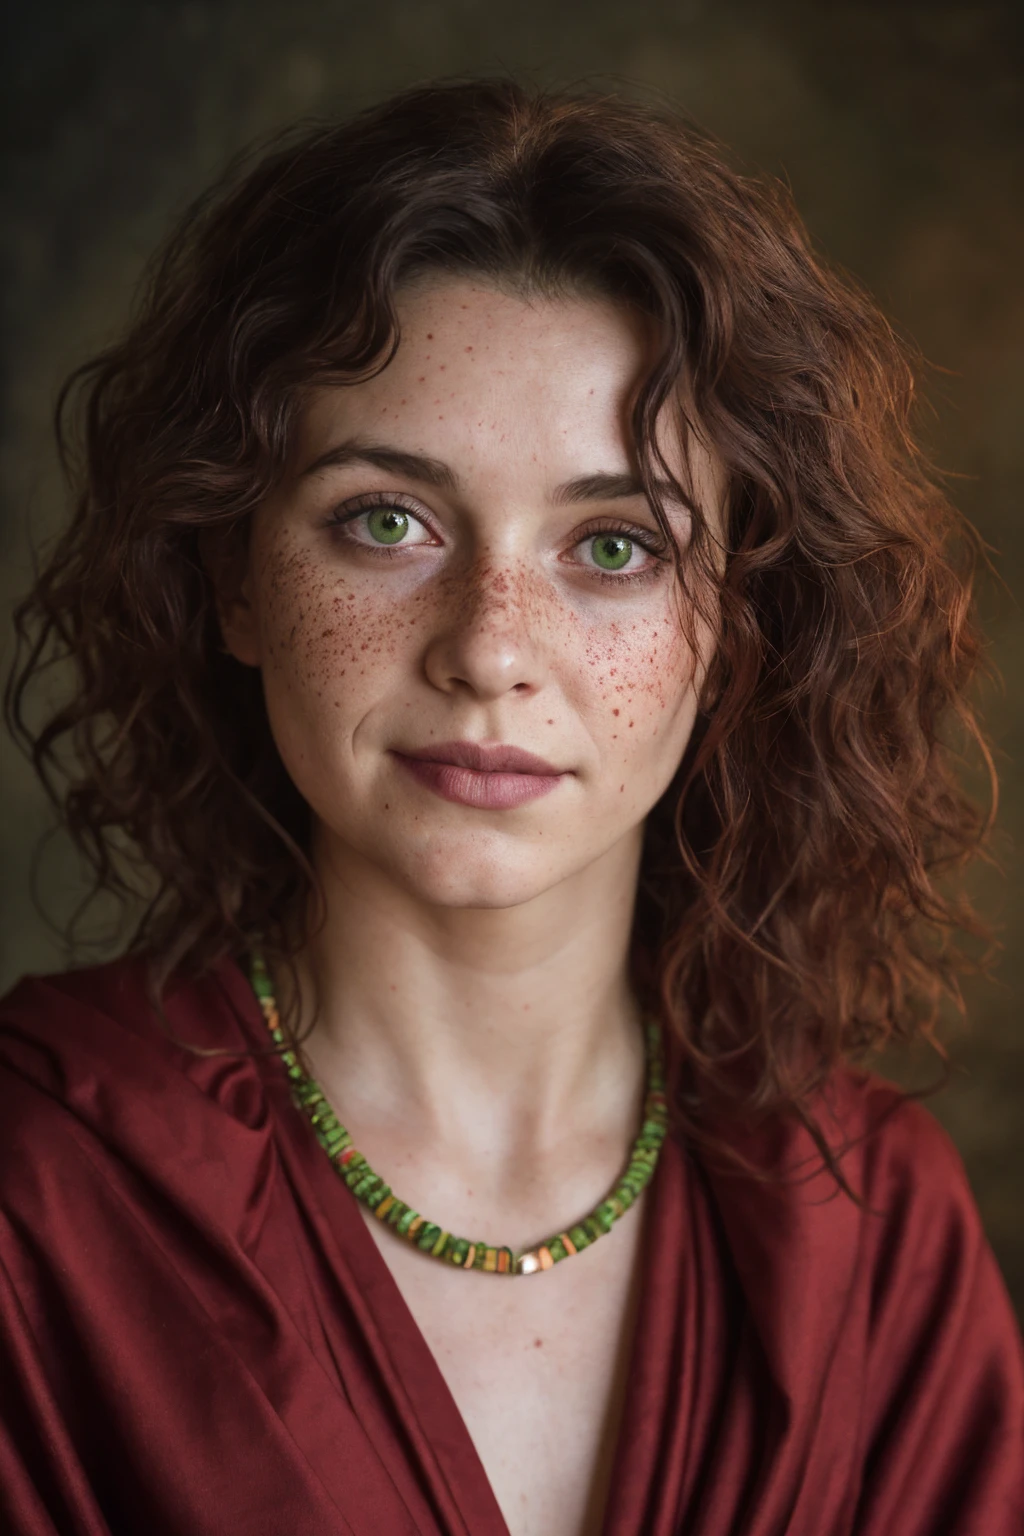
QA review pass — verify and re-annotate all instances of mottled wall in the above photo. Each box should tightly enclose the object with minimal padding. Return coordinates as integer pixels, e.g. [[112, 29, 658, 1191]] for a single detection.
[[3, 1, 1022, 1318]]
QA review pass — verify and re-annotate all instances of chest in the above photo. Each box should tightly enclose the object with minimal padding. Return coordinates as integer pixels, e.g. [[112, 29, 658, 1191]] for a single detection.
[[360, 1199, 647, 1536]]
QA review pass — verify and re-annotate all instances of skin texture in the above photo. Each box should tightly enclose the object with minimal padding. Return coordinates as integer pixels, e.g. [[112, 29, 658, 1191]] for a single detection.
[[216, 276, 726, 1536]]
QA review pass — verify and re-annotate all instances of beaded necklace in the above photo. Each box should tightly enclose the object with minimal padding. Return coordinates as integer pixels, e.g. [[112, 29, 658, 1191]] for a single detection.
[[249, 949, 669, 1276]]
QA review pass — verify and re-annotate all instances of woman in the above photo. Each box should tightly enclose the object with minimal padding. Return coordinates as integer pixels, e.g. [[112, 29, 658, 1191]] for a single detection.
[[2, 77, 1021, 1536]]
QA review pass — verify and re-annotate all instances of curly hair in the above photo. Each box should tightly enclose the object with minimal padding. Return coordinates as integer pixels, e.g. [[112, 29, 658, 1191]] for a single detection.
[[5, 76, 1002, 1200]]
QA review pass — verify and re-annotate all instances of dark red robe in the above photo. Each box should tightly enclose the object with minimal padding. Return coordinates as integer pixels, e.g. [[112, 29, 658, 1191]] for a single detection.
[[0, 954, 1021, 1534]]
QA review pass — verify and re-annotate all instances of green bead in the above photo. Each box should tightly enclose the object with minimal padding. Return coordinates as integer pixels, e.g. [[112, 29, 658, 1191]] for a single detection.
[[386, 1200, 408, 1227], [569, 1224, 591, 1250], [396, 1208, 418, 1236], [365, 1183, 391, 1210], [450, 1239, 470, 1265], [548, 1237, 567, 1263], [417, 1223, 442, 1252]]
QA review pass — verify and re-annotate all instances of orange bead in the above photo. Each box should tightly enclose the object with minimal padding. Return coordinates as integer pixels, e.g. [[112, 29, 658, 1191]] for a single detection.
[[561, 1233, 577, 1256], [538, 1246, 554, 1270], [464, 1244, 477, 1269]]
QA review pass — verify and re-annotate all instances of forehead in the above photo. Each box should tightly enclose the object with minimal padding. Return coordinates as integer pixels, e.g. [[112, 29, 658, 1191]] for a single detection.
[[298, 279, 651, 458], [293, 276, 725, 521]]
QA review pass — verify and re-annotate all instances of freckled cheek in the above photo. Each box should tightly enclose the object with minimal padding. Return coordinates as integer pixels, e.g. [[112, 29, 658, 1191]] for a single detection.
[[579, 617, 697, 752], [259, 574, 423, 702]]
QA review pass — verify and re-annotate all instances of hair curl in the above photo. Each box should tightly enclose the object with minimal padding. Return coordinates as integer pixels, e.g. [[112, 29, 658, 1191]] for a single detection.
[[6, 76, 1002, 1200]]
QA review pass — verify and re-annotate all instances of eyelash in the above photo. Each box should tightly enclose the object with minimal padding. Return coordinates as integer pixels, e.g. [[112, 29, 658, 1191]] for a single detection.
[[324, 492, 671, 586]]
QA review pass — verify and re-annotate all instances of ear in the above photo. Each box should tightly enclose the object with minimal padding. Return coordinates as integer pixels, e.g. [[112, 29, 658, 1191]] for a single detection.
[[198, 525, 262, 668]]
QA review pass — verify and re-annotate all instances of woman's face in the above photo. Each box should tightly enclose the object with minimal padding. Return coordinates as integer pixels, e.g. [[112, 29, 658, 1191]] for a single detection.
[[220, 277, 725, 910]]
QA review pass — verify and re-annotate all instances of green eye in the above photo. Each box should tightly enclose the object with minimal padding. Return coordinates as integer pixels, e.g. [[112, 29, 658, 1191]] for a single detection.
[[366, 507, 409, 544], [591, 534, 633, 571]]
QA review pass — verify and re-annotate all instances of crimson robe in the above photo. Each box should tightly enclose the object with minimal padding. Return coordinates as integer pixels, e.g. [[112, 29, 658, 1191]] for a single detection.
[[0, 954, 1021, 1534]]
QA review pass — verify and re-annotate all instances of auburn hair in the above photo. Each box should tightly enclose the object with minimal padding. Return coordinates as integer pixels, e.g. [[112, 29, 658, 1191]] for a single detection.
[[6, 77, 1002, 1199]]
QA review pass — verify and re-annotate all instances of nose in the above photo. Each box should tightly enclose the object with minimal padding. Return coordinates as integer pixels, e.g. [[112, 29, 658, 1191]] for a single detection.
[[421, 557, 548, 701]]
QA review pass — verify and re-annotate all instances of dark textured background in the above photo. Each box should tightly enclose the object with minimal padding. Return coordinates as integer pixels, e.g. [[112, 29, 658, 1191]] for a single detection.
[[2, 1, 1022, 1319]]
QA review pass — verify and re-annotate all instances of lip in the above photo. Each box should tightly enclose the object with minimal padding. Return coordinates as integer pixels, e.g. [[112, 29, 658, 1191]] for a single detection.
[[391, 740, 569, 810], [397, 740, 563, 775]]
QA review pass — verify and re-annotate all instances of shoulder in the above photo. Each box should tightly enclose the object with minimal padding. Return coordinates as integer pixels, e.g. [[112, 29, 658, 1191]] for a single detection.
[[823, 1066, 992, 1281], [695, 1062, 1022, 1366], [0, 953, 271, 1229], [694, 1064, 1024, 1524], [697, 1062, 979, 1229], [726, 1062, 984, 1220], [826, 1064, 976, 1206], [824, 1067, 1016, 1338], [0, 950, 261, 1088]]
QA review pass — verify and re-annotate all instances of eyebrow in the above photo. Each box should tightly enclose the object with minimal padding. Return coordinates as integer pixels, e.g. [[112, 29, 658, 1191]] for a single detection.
[[300, 438, 687, 508]]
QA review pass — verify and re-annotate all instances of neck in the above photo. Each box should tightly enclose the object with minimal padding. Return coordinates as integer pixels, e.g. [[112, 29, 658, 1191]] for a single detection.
[[275, 827, 649, 1163]]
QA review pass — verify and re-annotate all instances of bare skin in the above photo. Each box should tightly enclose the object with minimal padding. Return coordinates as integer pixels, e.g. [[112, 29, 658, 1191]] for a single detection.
[[214, 275, 725, 1535]]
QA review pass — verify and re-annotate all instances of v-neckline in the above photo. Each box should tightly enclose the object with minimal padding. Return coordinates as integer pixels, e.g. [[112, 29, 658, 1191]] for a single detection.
[[219, 953, 693, 1536]]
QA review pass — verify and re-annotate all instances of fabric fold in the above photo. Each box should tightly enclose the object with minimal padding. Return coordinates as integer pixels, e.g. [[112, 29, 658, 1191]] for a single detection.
[[0, 955, 1020, 1535]]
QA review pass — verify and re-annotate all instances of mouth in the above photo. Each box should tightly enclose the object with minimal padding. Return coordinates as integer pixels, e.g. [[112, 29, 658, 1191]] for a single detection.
[[391, 740, 569, 810]]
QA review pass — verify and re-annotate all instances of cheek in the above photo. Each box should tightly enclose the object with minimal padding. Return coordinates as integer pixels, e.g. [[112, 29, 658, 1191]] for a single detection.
[[578, 602, 698, 755], [257, 541, 418, 708]]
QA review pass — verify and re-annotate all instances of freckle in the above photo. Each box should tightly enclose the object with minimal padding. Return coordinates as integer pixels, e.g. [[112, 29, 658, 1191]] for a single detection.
[[629, 720, 634, 727], [612, 708, 619, 716], [534, 1338, 543, 1348], [546, 718, 553, 725], [418, 376, 426, 382], [426, 333, 433, 339], [384, 803, 389, 809], [465, 345, 473, 351], [390, 983, 397, 991], [522, 1003, 530, 1011], [620, 784, 625, 792]]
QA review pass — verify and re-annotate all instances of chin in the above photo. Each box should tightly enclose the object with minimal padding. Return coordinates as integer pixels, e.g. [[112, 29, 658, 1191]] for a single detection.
[[398, 848, 561, 911], [346, 817, 568, 911]]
